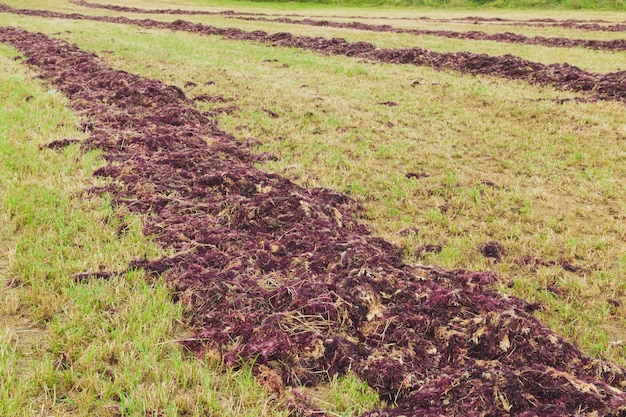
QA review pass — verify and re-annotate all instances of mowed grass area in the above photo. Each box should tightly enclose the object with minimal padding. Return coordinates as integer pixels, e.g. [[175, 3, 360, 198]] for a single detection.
[[1, 0, 626, 414], [4, 0, 626, 73]]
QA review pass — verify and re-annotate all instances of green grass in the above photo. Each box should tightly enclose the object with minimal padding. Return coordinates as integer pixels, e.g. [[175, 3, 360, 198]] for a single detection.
[[1, 0, 626, 414]]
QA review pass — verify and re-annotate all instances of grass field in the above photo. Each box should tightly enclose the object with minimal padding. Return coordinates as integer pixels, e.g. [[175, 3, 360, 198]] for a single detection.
[[186, 0, 626, 10], [1, 0, 625, 415]]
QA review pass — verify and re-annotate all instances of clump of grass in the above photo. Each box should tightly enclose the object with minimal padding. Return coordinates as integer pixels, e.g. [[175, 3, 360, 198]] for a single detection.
[[298, 373, 384, 416]]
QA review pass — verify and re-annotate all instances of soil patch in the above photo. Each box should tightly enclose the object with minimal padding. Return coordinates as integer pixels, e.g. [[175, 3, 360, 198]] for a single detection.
[[2, 25, 626, 417]]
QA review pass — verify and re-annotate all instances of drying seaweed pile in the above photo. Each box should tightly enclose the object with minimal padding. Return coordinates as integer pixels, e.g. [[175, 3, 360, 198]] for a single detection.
[[2, 25, 626, 416], [70, 0, 626, 51], [234, 16, 626, 51], [1, 4, 626, 104]]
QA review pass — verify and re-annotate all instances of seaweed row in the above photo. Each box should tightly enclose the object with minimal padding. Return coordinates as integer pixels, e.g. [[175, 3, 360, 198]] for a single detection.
[[234, 16, 626, 52], [70, 0, 626, 32], [2, 25, 626, 416], [70, 0, 626, 51], [1, 3, 625, 104], [375, 15, 626, 32]]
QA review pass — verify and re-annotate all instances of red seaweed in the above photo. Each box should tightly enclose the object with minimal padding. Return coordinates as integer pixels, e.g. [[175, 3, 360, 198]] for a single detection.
[[40, 138, 80, 150]]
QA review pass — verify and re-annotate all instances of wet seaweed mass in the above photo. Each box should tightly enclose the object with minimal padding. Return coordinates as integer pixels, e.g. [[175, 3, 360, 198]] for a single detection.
[[1, 3, 626, 104], [71, 0, 626, 52], [2, 24, 626, 416]]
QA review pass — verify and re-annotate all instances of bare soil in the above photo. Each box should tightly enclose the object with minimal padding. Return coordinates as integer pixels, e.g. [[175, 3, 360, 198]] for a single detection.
[[2, 25, 626, 417], [1, 4, 626, 104]]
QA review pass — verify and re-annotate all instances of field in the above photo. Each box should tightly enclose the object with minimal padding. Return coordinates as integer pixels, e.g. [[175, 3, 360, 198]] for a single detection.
[[1, 0, 625, 415]]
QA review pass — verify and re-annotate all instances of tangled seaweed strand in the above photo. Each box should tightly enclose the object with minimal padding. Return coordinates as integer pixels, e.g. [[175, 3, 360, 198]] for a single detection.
[[2, 26, 626, 417], [71, 0, 626, 51], [1, 3, 626, 104]]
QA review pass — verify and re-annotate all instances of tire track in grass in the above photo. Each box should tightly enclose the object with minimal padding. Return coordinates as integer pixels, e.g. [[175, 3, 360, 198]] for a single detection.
[[2, 25, 626, 417], [1, 3, 625, 104], [72, 0, 626, 52]]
